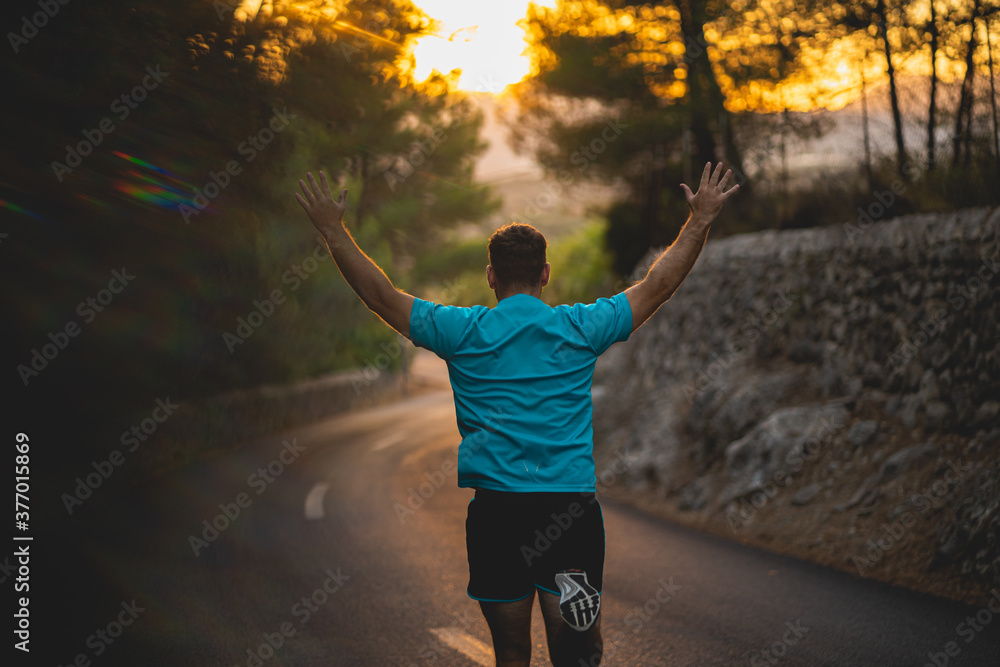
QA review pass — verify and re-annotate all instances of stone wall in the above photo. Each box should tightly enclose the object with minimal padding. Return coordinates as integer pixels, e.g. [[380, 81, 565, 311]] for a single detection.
[[135, 366, 406, 477], [592, 206, 1000, 603]]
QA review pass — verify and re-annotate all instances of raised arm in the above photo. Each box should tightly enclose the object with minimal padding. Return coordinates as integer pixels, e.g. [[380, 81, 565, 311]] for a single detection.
[[295, 171, 414, 338], [624, 162, 739, 332]]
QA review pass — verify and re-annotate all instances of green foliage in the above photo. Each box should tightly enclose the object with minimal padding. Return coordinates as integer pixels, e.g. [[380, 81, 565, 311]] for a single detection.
[[2, 0, 496, 420], [544, 220, 616, 305]]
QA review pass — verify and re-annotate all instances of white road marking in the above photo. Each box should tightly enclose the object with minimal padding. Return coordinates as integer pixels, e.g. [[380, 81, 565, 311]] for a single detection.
[[372, 431, 407, 452], [304, 483, 330, 520], [429, 628, 493, 666]]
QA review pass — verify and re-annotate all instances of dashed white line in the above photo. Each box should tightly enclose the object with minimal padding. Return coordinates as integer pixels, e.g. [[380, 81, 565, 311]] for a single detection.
[[429, 627, 493, 666], [372, 431, 407, 452], [304, 482, 330, 520]]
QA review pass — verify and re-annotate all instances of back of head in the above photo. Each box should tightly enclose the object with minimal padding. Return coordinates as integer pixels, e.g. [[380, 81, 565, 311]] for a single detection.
[[488, 223, 548, 290]]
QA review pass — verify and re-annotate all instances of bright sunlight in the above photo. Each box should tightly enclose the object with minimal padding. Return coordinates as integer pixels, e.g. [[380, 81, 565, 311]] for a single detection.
[[411, 0, 555, 93]]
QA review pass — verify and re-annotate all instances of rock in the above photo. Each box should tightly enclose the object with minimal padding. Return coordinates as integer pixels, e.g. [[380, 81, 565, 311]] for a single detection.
[[951, 387, 975, 424], [719, 402, 848, 505], [974, 401, 1000, 427], [686, 370, 800, 469], [789, 339, 823, 364], [931, 460, 1000, 588], [847, 420, 880, 447], [919, 369, 940, 404], [876, 442, 937, 485], [925, 401, 954, 431], [928, 339, 952, 370], [678, 479, 710, 511], [937, 369, 952, 394], [792, 483, 822, 506], [900, 394, 921, 429], [862, 362, 885, 388], [839, 443, 936, 511]]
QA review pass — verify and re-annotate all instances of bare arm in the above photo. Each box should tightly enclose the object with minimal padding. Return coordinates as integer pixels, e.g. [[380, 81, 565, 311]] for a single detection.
[[625, 162, 739, 331], [295, 171, 414, 338]]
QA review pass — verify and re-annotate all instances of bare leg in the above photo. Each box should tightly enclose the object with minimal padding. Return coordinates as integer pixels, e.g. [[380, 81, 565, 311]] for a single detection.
[[479, 589, 535, 666], [538, 589, 603, 666]]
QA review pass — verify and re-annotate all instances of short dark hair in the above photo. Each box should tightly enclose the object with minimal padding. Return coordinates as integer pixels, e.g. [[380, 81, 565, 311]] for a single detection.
[[488, 223, 548, 288]]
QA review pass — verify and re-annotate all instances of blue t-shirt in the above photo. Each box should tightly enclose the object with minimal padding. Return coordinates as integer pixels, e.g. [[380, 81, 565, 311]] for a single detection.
[[409, 292, 633, 492]]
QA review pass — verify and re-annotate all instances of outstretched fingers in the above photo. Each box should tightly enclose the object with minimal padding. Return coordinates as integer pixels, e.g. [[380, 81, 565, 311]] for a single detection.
[[294, 192, 309, 211], [319, 170, 336, 199], [307, 172, 322, 200], [711, 162, 725, 187], [699, 161, 711, 190], [299, 175, 317, 204]]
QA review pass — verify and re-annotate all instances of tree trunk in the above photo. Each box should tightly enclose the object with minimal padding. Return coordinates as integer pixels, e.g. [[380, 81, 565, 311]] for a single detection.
[[952, 0, 980, 168], [861, 65, 874, 189], [986, 9, 1000, 170], [641, 142, 665, 248], [928, 0, 939, 171], [677, 0, 720, 171], [876, 0, 908, 177]]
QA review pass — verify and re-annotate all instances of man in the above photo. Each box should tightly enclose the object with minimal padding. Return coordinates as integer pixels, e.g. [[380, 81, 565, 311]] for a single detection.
[[295, 162, 738, 665]]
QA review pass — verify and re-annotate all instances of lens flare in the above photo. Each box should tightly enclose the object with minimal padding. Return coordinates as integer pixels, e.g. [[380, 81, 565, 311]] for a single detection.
[[0, 197, 46, 220], [109, 151, 205, 213]]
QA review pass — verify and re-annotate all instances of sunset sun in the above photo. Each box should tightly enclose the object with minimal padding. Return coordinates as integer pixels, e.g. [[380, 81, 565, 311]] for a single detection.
[[410, 1, 555, 93]]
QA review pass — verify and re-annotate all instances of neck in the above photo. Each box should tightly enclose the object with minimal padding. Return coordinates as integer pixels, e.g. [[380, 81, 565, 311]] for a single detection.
[[495, 284, 542, 301]]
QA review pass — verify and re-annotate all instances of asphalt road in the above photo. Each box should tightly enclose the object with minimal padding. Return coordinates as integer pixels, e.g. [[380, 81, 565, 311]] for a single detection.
[[31, 356, 1000, 666]]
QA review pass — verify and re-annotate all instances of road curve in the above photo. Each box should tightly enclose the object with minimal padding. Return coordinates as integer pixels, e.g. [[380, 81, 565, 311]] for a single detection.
[[37, 355, 1000, 666]]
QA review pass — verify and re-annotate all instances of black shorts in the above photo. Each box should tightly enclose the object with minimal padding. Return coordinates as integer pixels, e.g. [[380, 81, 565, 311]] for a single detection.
[[466, 489, 605, 602]]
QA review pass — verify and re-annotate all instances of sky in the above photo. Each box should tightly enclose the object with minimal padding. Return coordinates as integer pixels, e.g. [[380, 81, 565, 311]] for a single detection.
[[410, 0, 555, 93]]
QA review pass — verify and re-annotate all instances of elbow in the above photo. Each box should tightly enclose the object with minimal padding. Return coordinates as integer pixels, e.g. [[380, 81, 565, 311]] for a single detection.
[[366, 285, 398, 316]]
